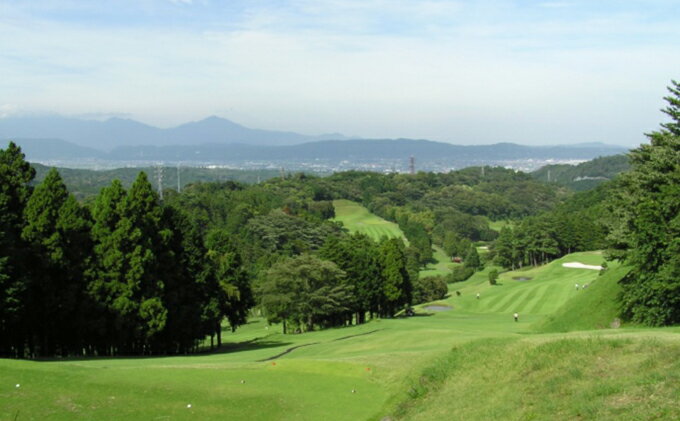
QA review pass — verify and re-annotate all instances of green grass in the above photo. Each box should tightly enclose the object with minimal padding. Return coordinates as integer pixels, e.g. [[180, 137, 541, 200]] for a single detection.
[[393, 336, 680, 420], [488, 219, 513, 232], [1, 205, 678, 420], [419, 245, 457, 278], [535, 262, 629, 333], [332, 199, 407, 243]]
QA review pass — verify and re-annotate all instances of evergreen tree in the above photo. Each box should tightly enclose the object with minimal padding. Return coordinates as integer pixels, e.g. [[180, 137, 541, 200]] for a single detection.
[[464, 246, 481, 270], [493, 227, 515, 269], [122, 172, 168, 351], [22, 169, 92, 356], [89, 179, 127, 353], [0, 142, 35, 357], [319, 233, 380, 323], [377, 238, 412, 317], [90, 173, 168, 353], [157, 206, 208, 353], [660, 79, 680, 135], [606, 81, 680, 325]]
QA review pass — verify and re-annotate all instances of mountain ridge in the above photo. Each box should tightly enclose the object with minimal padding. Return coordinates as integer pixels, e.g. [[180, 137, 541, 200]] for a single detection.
[[0, 114, 353, 150]]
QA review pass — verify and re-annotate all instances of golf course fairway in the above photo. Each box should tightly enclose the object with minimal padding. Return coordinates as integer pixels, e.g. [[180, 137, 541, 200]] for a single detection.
[[332, 199, 407, 243], [1, 202, 678, 420]]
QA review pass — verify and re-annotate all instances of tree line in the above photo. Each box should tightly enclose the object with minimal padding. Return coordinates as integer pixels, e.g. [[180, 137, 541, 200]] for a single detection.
[[0, 144, 252, 357], [257, 234, 415, 333]]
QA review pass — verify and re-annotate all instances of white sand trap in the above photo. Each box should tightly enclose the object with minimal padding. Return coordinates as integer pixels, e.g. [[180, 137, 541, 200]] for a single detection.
[[562, 262, 603, 270]]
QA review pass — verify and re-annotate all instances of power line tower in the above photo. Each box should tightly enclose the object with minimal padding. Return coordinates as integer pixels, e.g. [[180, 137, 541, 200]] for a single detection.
[[177, 163, 181, 193], [409, 156, 415, 174], [155, 165, 164, 201]]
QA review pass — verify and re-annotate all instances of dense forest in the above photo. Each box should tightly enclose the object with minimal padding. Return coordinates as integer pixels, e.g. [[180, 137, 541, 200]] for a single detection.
[[31, 164, 283, 201], [1, 80, 678, 357]]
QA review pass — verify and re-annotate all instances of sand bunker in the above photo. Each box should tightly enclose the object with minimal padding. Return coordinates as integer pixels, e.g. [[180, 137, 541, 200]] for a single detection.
[[562, 262, 603, 270]]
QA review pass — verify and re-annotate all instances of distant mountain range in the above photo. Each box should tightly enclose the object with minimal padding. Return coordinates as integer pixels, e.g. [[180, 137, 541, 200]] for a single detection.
[[0, 115, 352, 150], [1, 115, 629, 171], [105, 139, 628, 163]]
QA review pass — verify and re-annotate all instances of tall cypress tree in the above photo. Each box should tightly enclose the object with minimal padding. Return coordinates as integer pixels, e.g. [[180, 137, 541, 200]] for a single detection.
[[90, 179, 128, 353], [120, 172, 167, 352], [158, 206, 209, 353], [0, 142, 35, 357], [90, 173, 168, 354], [22, 169, 92, 356]]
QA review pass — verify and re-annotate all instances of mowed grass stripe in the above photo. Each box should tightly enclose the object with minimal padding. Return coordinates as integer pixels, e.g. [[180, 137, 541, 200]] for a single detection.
[[489, 287, 529, 314], [508, 283, 544, 314], [527, 283, 566, 315], [532, 282, 573, 314]]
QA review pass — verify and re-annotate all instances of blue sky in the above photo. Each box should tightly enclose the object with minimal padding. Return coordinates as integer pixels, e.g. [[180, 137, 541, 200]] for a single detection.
[[1, 0, 679, 145]]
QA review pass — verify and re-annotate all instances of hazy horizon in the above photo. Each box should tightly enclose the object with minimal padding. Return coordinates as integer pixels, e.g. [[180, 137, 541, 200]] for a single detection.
[[2, 0, 679, 147]]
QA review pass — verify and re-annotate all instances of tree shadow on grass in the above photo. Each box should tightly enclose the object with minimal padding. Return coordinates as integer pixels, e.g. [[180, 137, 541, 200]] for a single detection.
[[398, 312, 435, 318], [211, 338, 293, 356], [32, 337, 293, 362]]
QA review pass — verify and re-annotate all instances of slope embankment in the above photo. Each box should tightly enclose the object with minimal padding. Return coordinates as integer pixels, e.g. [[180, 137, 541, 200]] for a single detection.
[[390, 335, 680, 420]]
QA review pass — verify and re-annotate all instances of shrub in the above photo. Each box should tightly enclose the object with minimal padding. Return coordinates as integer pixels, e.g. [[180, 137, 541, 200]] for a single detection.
[[488, 269, 499, 285], [447, 266, 474, 283]]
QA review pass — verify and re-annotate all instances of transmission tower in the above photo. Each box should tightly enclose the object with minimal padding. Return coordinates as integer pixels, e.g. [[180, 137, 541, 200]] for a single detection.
[[177, 163, 181, 192], [155, 165, 164, 201], [409, 156, 415, 174]]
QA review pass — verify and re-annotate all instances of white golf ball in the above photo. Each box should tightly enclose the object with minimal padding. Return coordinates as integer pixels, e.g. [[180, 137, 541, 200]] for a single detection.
[[15, 384, 20, 388], [187, 404, 192, 408]]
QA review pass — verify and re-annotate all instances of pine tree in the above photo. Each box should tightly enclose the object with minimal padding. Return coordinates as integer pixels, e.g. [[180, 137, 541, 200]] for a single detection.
[[660, 79, 680, 135], [606, 80, 680, 325]]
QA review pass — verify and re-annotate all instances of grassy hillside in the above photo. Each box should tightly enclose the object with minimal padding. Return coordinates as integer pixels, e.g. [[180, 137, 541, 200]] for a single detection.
[[535, 262, 629, 333], [443, 252, 607, 318], [332, 199, 407, 243], [392, 335, 680, 420], [332, 200, 453, 278]]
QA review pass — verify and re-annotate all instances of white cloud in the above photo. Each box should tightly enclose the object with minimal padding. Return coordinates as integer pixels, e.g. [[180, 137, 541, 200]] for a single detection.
[[0, 104, 21, 119]]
